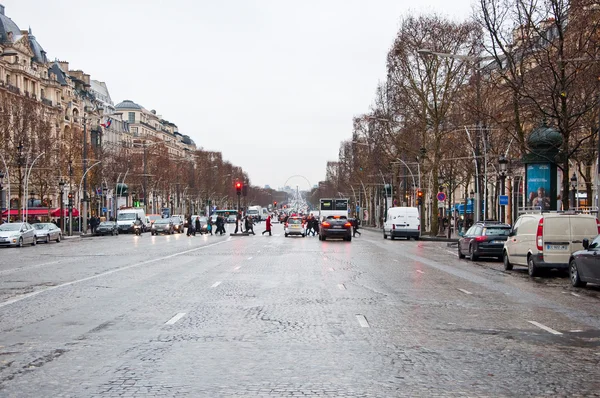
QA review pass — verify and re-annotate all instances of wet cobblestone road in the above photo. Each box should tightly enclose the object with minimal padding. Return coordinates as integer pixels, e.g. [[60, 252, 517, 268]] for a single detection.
[[1, 227, 600, 397]]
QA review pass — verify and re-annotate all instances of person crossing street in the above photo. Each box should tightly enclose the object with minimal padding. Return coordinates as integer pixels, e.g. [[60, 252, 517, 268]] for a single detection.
[[262, 215, 273, 236]]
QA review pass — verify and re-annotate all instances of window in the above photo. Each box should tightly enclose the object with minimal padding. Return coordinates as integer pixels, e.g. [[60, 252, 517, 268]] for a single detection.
[[131, 127, 138, 136], [128, 112, 135, 123]]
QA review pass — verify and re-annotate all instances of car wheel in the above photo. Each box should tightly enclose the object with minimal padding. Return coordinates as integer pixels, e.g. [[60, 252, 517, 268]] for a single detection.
[[285, 233, 288, 237], [502, 252, 513, 270], [383, 231, 387, 239], [527, 255, 538, 277], [56, 234, 61, 243], [45, 235, 50, 244], [469, 244, 478, 261], [347, 236, 352, 242], [458, 245, 465, 259], [17, 237, 23, 248], [322, 236, 326, 241], [570, 260, 586, 287], [318, 235, 322, 241], [302, 234, 306, 237], [414, 236, 420, 241], [111, 230, 115, 236], [32, 237, 37, 246]]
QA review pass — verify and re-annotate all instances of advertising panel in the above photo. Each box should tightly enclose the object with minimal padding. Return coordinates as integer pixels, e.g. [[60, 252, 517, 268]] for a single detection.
[[526, 164, 551, 210]]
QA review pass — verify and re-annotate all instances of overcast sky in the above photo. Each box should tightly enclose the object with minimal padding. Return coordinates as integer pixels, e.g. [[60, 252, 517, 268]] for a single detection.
[[4, 0, 473, 190]]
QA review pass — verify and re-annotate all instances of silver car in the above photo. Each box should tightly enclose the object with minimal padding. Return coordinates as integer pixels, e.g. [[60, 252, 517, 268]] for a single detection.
[[33, 223, 62, 243], [0, 222, 37, 247], [151, 218, 175, 235]]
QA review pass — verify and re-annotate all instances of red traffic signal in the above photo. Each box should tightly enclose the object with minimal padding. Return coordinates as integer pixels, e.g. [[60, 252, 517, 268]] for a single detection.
[[417, 190, 423, 198], [235, 182, 242, 194], [68, 193, 73, 199], [274, 201, 277, 207]]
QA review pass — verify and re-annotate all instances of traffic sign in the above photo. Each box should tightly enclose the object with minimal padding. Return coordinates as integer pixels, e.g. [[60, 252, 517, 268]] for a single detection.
[[101, 207, 107, 213], [499, 195, 509, 206], [437, 192, 446, 202]]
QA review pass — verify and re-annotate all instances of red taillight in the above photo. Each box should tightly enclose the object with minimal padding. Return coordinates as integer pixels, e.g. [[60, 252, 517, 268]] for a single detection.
[[475, 236, 487, 242], [285, 223, 288, 228], [322, 222, 330, 227], [392, 224, 396, 230], [536, 218, 544, 251], [344, 222, 352, 228], [596, 218, 600, 234]]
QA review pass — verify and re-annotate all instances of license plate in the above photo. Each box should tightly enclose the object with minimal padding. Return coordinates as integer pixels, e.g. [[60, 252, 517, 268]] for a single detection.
[[546, 244, 568, 250], [333, 225, 342, 229], [491, 240, 504, 244]]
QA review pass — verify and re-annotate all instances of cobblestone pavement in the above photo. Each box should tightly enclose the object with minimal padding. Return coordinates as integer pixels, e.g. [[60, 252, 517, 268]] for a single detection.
[[1, 226, 600, 397]]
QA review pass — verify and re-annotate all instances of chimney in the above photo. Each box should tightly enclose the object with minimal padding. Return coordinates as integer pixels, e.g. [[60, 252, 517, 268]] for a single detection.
[[0, 5, 5, 15]]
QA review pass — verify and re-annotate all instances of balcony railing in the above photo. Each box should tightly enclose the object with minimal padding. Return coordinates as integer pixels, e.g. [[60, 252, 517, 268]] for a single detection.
[[41, 97, 53, 107], [6, 84, 20, 95]]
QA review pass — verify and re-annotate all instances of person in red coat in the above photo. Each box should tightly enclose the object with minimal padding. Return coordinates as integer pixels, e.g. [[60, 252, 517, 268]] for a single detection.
[[262, 215, 273, 236]]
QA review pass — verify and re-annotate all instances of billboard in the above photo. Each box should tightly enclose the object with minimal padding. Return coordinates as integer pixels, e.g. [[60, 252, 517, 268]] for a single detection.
[[526, 164, 551, 210]]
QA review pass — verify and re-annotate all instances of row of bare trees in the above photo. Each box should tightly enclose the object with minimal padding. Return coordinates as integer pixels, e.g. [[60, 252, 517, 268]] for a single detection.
[[322, 0, 600, 232]]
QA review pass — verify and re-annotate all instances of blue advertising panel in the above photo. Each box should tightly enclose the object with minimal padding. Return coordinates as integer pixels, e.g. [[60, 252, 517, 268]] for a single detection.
[[499, 195, 509, 206], [527, 164, 551, 210]]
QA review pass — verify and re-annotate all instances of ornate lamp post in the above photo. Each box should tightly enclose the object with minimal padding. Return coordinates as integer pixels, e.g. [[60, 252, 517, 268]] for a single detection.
[[437, 174, 445, 236], [59, 179, 65, 230], [570, 173, 577, 210], [498, 155, 508, 223], [0, 170, 4, 216]]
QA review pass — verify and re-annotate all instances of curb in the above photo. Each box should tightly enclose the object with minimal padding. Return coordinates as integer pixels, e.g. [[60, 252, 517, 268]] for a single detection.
[[362, 227, 459, 243], [62, 235, 81, 240]]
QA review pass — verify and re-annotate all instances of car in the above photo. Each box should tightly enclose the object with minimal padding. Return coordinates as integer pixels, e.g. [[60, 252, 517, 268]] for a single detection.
[[33, 222, 62, 243], [0, 222, 37, 247], [569, 235, 600, 287], [147, 214, 162, 226], [503, 211, 599, 276], [196, 217, 210, 234], [95, 221, 119, 236], [171, 216, 185, 233], [210, 214, 218, 224], [227, 214, 237, 223], [383, 206, 421, 240], [458, 221, 511, 260], [319, 215, 352, 242], [151, 218, 175, 235], [285, 216, 306, 237]]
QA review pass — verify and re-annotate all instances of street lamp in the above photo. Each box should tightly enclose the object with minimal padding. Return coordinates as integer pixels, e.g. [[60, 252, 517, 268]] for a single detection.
[[437, 174, 445, 236], [0, 170, 4, 214], [498, 155, 508, 222], [59, 179, 65, 230], [570, 172, 578, 210]]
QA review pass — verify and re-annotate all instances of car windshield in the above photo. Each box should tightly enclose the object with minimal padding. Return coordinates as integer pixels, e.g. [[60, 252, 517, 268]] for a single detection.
[[99, 222, 113, 226], [172, 217, 181, 223], [155, 219, 171, 224], [248, 210, 259, 214], [117, 213, 136, 220], [288, 218, 301, 224], [0, 223, 22, 231], [199, 217, 208, 223], [148, 215, 161, 221], [484, 227, 511, 236], [33, 223, 50, 230]]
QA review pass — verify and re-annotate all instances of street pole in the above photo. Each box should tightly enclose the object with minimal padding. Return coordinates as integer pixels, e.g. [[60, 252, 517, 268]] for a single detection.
[[69, 161, 73, 236], [59, 180, 65, 231], [143, 141, 148, 214], [0, 153, 10, 222], [83, 115, 88, 234]]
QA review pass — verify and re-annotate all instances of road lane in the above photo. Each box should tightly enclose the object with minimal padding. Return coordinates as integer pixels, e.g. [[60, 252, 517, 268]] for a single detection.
[[1, 227, 599, 396]]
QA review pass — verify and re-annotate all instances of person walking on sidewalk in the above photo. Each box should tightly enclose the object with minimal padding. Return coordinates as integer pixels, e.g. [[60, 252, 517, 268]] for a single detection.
[[262, 215, 273, 236]]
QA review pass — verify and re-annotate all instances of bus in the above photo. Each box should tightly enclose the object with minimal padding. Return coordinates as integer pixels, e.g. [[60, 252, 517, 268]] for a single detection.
[[319, 198, 349, 220]]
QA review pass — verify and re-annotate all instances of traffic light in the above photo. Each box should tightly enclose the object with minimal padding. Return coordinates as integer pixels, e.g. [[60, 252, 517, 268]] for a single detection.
[[242, 184, 248, 197], [417, 190, 423, 206], [274, 201, 277, 208], [67, 193, 73, 207], [235, 182, 242, 195]]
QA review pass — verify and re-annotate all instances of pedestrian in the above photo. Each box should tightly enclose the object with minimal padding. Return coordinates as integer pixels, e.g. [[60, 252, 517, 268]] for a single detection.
[[187, 215, 194, 236], [195, 216, 201, 236], [245, 215, 255, 235], [207, 218, 213, 235], [352, 217, 361, 237], [262, 215, 272, 236], [234, 211, 242, 234]]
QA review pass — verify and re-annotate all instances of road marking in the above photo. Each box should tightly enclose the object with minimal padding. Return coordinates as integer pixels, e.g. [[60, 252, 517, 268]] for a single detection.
[[328, 267, 334, 272], [457, 288, 472, 295], [257, 250, 261, 253], [0, 240, 231, 309], [234, 266, 241, 271], [356, 315, 370, 328], [393, 259, 399, 262], [211, 281, 222, 288], [445, 249, 458, 257], [337, 284, 346, 290], [571, 292, 581, 297], [416, 270, 425, 274], [247, 257, 253, 260], [570, 329, 583, 333], [527, 320, 563, 335], [165, 312, 186, 325]]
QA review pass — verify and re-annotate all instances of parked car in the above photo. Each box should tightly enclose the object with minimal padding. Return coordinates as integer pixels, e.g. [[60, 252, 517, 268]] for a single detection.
[[151, 218, 175, 235], [285, 216, 306, 238], [227, 214, 237, 223], [95, 221, 119, 236], [171, 216, 185, 233], [0, 222, 36, 247], [33, 222, 62, 243], [319, 215, 352, 242], [383, 207, 421, 240], [569, 235, 600, 287], [458, 221, 511, 260], [503, 212, 600, 276]]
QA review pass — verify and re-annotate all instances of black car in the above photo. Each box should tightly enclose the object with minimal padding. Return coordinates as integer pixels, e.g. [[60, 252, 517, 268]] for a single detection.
[[458, 221, 511, 260], [319, 216, 352, 242], [569, 235, 600, 287], [95, 221, 119, 236], [171, 216, 185, 233]]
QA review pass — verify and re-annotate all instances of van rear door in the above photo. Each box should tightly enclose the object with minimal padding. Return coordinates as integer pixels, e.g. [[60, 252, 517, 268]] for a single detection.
[[543, 215, 571, 265], [569, 215, 598, 253]]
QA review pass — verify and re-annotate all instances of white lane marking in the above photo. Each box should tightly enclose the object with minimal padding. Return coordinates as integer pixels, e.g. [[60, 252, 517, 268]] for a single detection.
[[328, 267, 335, 272], [445, 249, 458, 257], [0, 240, 231, 309], [416, 270, 425, 274], [393, 259, 399, 263], [164, 312, 186, 325], [457, 288, 472, 295], [337, 284, 346, 290], [571, 292, 581, 297], [0, 260, 61, 276], [356, 315, 370, 328], [570, 329, 583, 333], [234, 266, 241, 271], [247, 257, 253, 260], [528, 320, 563, 335], [211, 281, 222, 288], [257, 250, 261, 253]]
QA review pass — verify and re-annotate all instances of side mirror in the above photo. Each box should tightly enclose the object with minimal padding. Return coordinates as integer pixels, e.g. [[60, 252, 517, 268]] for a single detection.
[[583, 238, 590, 250], [508, 230, 516, 237]]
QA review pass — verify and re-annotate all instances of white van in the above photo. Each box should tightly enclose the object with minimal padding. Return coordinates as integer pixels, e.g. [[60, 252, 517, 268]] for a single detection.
[[116, 207, 146, 233], [503, 212, 599, 276], [383, 207, 421, 240]]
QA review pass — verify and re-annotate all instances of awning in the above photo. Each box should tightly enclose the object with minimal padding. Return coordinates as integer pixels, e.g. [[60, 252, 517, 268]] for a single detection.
[[50, 207, 80, 217], [2, 208, 52, 217]]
